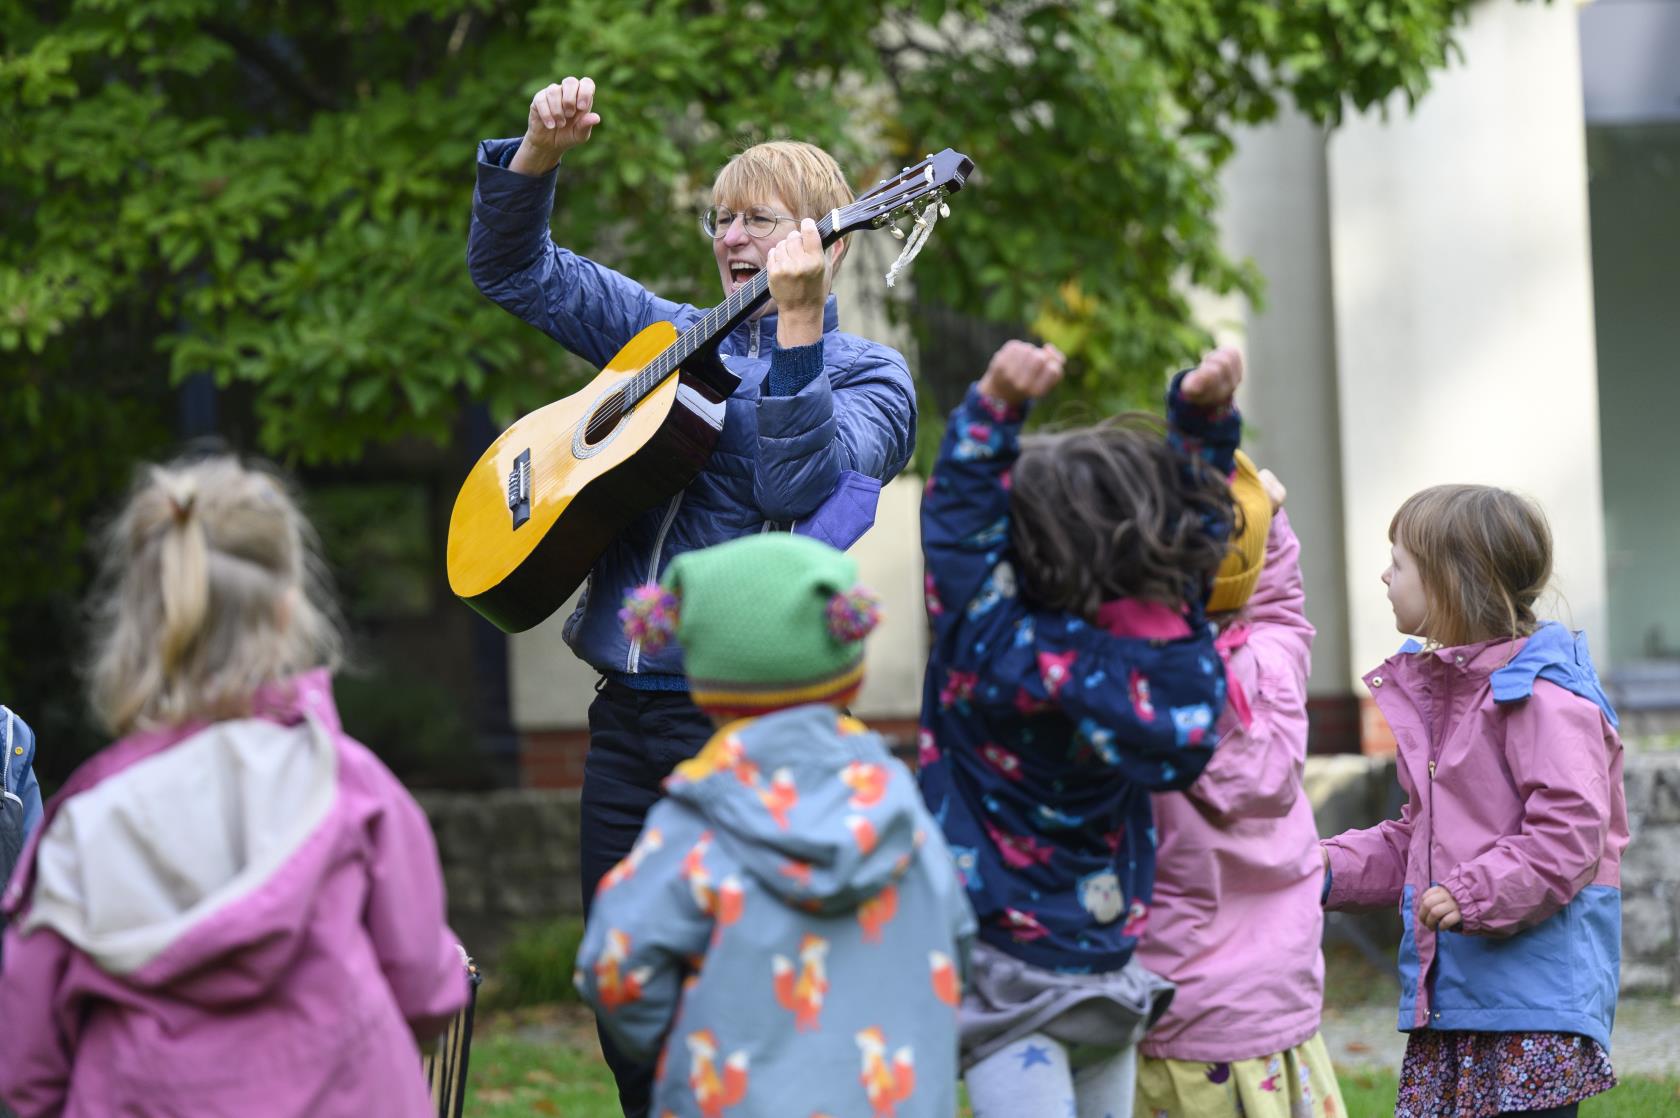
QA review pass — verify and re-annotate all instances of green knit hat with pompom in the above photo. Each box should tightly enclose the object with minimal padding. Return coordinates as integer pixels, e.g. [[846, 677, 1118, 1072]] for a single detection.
[[619, 534, 880, 718]]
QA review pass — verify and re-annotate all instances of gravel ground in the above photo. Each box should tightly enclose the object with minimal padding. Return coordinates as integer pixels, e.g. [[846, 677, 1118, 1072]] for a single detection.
[[1321, 996, 1680, 1076]]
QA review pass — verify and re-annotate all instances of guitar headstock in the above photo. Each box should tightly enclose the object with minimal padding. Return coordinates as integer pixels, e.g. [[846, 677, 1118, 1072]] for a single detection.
[[832, 149, 975, 237]]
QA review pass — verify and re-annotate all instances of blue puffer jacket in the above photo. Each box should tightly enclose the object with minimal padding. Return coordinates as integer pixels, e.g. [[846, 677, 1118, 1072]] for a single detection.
[[468, 139, 918, 683]]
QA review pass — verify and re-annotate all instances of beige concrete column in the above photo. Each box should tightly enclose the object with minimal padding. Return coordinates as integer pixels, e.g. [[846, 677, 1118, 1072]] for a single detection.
[[1326, 0, 1607, 711], [1195, 111, 1354, 705]]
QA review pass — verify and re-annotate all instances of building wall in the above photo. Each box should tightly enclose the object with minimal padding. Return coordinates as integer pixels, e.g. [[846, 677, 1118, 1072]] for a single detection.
[[1325, 0, 1608, 705], [1587, 125, 1680, 664], [1190, 113, 1352, 705]]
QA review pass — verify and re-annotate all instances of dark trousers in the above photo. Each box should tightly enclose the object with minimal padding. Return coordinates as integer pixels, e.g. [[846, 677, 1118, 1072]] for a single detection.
[[579, 679, 713, 1118], [1499, 1107, 1578, 1118]]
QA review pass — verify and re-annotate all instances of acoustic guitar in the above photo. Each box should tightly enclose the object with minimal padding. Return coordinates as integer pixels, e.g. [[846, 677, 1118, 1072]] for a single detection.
[[447, 148, 974, 633]]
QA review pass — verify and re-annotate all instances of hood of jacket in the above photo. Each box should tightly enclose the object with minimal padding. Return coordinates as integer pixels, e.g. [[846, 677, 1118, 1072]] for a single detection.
[[16, 710, 339, 1006], [1388, 621, 1615, 721], [662, 704, 922, 914], [1486, 621, 1618, 727]]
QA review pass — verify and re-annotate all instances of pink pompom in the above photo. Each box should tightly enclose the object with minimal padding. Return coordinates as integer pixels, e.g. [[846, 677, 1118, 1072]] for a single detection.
[[827, 586, 882, 643], [619, 584, 680, 652]]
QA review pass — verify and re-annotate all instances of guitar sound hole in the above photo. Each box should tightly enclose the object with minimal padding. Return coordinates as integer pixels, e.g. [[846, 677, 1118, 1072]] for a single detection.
[[584, 394, 626, 446]]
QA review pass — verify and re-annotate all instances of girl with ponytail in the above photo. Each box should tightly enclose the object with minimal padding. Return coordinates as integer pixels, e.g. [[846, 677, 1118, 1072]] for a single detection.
[[1323, 485, 1627, 1117], [0, 455, 468, 1118]]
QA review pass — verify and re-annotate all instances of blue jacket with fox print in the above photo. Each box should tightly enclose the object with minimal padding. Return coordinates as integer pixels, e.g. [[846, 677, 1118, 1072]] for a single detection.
[[916, 377, 1240, 974], [575, 705, 975, 1118]]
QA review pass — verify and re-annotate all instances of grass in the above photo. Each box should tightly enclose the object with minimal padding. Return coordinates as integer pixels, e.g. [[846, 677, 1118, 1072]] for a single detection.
[[476, 918, 587, 1013], [1321, 937, 1402, 1008], [466, 1033, 618, 1117], [464, 1021, 1680, 1118]]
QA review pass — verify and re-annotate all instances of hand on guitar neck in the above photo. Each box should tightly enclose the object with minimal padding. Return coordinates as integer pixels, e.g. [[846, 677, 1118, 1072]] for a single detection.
[[764, 218, 832, 348], [510, 76, 600, 176]]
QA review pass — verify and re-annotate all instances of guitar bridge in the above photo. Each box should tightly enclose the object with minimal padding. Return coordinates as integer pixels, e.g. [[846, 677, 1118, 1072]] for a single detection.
[[506, 449, 532, 530]]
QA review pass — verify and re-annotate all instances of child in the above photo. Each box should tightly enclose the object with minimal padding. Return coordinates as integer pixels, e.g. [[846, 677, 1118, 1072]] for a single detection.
[[0, 706, 42, 889], [0, 456, 469, 1118], [574, 532, 975, 1118], [1322, 484, 1626, 1118], [917, 339, 1245, 1118], [1133, 459, 1347, 1117]]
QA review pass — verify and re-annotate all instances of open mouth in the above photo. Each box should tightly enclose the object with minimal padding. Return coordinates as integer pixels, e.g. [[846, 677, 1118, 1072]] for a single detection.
[[728, 262, 761, 290]]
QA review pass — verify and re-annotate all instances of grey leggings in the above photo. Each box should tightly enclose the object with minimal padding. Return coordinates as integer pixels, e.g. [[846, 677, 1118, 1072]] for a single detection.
[[965, 1032, 1137, 1118]]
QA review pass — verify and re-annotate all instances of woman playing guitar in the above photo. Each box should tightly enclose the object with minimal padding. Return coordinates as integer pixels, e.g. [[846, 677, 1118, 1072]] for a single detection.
[[467, 76, 918, 1118]]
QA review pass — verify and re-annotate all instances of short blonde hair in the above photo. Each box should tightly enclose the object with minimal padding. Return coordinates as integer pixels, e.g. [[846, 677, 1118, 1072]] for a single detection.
[[1389, 484, 1551, 648], [87, 455, 342, 736], [712, 141, 854, 269]]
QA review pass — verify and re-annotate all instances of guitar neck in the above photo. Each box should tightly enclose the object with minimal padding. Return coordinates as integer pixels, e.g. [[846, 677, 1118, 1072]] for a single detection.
[[622, 212, 841, 404]]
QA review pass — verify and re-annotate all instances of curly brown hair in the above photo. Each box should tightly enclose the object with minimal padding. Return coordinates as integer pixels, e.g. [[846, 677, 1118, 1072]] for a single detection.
[[1010, 415, 1236, 619]]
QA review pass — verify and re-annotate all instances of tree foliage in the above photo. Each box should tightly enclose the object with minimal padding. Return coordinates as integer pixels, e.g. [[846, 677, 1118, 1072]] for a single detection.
[[1, 0, 1482, 711]]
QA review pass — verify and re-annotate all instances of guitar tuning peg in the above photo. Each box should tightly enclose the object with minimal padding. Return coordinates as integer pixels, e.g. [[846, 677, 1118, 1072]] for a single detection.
[[925, 153, 933, 160], [940, 203, 951, 219], [924, 166, 935, 185], [891, 225, 906, 240]]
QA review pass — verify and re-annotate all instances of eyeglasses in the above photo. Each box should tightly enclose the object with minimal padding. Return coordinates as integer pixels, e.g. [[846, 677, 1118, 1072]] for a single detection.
[[700, 205, 798, 240]]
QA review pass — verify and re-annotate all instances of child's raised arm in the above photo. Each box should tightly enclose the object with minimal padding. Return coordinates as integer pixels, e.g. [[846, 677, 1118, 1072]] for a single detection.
[[1185, 509, 1315, 820], [573, 804, 721, 1063], [920, 341, 1063, 639], [1168, 347, 1244, 481]]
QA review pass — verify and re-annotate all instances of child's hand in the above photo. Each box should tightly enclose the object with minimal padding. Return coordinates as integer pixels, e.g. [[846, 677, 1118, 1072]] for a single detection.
[[1418, 885, 1462, 931], [1259, 468, 1286, 511], [1180, 346, 1244, 408], [977, 340, 1065, 407]]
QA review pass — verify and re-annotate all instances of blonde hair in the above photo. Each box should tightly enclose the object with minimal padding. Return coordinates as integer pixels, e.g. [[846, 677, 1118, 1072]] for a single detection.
[[711, 141, 854, 271], [87, 455, 342, 735], [1388, 484, 1552, 648]]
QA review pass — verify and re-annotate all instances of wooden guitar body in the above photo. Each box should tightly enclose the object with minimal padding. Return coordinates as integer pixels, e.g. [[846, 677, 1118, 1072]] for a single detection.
[[446, 321, 729, 633]]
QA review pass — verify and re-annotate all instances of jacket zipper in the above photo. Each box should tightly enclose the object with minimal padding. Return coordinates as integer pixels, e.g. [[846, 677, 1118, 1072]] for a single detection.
[[1427, 667, 1450, 888], [749, 319, 761, 359], [1420, 666, 1450, 1023], [626, 493, 685, 673]]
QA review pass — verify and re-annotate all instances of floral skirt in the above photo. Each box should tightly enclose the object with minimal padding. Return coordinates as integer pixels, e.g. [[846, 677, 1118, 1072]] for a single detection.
[[1395, 1030, 1617, 1117], [1135, 1031, 1346, 1118]]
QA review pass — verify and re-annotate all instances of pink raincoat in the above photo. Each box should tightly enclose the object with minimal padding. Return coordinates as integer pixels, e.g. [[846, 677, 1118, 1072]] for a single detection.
[[1134, 511, 1326, 1061], [1322, 625, 1628, 1047], [0, 670, 468, 1117]]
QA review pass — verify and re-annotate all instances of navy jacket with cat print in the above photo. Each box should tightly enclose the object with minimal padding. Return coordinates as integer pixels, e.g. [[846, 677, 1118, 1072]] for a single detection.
[[916, 375, 1240, 973]]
